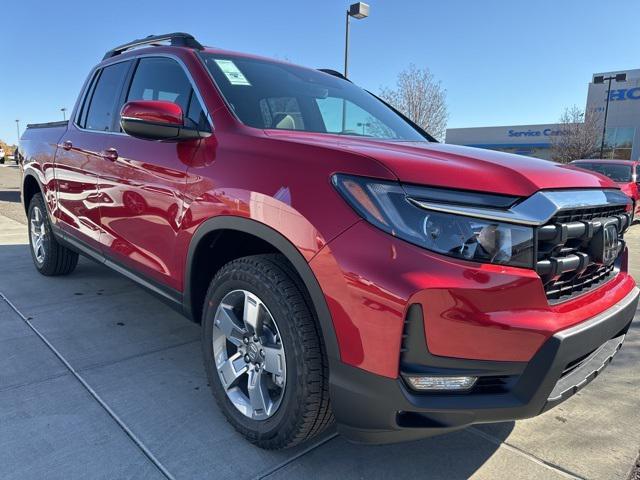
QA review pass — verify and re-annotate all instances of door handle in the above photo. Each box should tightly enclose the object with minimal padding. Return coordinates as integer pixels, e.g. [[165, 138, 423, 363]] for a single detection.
[[101, 148, 118, 162], [62, 140, 73, 151]]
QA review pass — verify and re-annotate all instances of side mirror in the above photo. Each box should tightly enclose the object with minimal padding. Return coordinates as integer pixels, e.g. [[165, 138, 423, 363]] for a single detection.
[[120, 100, 211, 141]]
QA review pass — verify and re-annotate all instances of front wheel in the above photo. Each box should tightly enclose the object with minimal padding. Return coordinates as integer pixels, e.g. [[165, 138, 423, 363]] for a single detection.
[[201, 254, 332, 449], [28, 193, 79, 276]]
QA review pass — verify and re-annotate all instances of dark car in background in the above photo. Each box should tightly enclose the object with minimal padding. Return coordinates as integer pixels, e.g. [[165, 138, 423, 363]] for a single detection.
[[571, 160, 640, 221]]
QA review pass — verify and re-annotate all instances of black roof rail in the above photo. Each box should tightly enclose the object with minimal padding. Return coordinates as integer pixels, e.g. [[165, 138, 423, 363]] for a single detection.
[[103, 32, 204, 60], [318, 68, 352, 82]]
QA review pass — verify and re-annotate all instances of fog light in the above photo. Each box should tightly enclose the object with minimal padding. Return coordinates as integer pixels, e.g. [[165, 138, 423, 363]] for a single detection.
[[405, 375, 477, 392]]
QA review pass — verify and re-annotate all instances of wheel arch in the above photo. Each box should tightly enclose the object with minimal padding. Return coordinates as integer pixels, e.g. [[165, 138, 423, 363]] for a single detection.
[[22, 173, 43, 214], [183, 216, 340, 361]]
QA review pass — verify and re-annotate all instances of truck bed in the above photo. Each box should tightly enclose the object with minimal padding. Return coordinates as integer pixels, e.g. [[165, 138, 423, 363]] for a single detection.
[[26, 120, 68, 130], [20, 121, 69, 172]]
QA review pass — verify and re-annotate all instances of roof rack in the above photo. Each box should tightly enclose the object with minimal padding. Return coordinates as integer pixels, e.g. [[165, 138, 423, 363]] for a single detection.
[[317, 68, 352, 82], [103, 32, 204, 60]]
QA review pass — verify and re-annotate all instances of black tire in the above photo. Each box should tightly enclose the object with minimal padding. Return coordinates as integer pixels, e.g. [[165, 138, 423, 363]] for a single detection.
[[201, 254, 333, 449], [28, 193, 79, 276], [0, 157, 5, 164]]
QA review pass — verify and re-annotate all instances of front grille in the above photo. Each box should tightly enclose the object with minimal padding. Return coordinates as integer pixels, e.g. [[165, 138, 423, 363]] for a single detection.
[[536, 204, 629, 303], [551, 205, 628, 223]]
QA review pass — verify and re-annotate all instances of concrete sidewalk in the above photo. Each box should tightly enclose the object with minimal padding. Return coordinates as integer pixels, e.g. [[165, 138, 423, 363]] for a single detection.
[[0, 200, 639, 479]]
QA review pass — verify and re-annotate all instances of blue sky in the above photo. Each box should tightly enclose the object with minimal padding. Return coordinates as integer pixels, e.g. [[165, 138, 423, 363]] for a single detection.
[[1, 0, 637, 144]]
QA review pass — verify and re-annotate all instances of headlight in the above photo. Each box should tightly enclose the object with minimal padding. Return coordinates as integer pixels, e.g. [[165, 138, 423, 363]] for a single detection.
[[332, 174, 534, 268]]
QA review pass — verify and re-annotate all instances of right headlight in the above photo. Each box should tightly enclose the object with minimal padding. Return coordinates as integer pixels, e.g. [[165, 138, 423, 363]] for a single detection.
[[332, 174, 534, 268]]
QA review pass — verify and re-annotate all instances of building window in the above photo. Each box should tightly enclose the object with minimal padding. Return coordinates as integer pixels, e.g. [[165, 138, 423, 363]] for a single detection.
[[603, 127, 635, 160]]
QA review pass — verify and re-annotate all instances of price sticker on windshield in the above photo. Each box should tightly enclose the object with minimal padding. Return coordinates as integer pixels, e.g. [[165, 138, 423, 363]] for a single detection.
[[214, 59, 251, 86]]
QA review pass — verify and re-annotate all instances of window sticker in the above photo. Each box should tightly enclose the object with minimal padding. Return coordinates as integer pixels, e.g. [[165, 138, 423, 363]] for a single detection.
[[214, 59, 251, 86]]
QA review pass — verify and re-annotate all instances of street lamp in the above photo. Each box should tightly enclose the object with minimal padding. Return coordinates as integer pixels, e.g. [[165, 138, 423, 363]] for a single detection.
[[15, 119, 20, 141], [61, 107, 67, 121], [344, 2, 369, 78], [342, 3, 369, 132], [594, 73, 627, 158]]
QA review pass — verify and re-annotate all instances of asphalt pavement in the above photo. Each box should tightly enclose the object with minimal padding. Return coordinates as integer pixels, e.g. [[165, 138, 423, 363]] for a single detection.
[[0, 163, 638, 480]]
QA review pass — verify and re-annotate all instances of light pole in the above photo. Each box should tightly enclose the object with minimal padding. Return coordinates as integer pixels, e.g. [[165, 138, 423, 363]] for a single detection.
[[15, 119, 20, 141], [61, 107, 67, 121], [594, 73, 626, 158], [344, 2, 369, 79], [342, 2, 369, 132], [357, 121, 371, 135]]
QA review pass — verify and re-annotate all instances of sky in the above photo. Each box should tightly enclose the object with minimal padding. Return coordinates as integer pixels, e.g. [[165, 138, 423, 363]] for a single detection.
[[1, 0, 638, 145]]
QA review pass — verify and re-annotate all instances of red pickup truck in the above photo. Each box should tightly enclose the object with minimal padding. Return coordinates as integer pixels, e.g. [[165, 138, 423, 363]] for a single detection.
[[19, 33, 638, 449]]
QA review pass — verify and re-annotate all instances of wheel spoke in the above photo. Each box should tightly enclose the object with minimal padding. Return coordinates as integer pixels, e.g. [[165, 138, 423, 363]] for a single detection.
[[242, 291, 262, 334], [214, 304, 246, 346], [247, 368, 271, 417], [36, 239, 44, 260], [217, 352, 247, 389], [261, 345, 285, 376]]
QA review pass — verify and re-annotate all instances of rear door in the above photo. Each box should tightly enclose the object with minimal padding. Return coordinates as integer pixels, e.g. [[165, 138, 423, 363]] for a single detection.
[[95, 56, 210, 292], [55, 60, 132, 250]]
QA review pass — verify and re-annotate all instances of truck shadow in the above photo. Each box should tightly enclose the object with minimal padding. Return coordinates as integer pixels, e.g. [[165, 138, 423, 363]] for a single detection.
[[287, 422, 515, 479]]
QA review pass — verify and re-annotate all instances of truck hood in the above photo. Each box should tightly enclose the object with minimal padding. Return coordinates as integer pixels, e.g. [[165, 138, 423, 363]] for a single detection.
[[264, 131, 618, 197]]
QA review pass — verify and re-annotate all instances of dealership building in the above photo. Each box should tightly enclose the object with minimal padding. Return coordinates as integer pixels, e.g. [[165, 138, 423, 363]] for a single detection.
[[445, 68, 640, 161]]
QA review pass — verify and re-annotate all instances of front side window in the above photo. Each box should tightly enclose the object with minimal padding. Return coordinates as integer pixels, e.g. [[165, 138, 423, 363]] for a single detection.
[[127, 57, 209, 131], [200, 53, 428, 141], [83, 61, 130, 131]]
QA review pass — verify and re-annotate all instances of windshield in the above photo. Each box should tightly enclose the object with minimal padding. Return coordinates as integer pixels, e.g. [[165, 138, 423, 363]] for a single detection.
[[575, 162, 633, 182], [200, 53, 428, 141]]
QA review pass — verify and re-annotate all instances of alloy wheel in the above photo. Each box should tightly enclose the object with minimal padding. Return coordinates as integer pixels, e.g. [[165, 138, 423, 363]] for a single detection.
[[30, 205, 46, 264], [212, 289, 287, 420]]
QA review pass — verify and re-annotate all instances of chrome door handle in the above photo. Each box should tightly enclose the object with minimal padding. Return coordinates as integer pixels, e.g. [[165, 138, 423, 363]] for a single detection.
[[101, 148, 118, 162], [62, 140, 73, 151]]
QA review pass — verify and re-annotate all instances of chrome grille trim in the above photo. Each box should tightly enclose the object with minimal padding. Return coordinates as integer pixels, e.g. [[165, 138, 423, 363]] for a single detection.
[[409, 189, 629, 226]]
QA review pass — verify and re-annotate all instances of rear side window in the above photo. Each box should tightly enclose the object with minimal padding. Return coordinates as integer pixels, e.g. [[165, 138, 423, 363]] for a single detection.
[[126, 57, 209, 131], [82, 62, 130, 132]]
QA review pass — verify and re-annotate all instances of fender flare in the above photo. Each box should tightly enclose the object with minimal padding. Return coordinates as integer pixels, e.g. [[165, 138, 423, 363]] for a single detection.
[[183, 216, 340, 362], [21, 171, 45, 213]]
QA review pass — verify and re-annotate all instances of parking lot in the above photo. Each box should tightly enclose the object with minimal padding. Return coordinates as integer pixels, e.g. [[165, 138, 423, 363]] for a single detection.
[[0, 162, 639, 480]]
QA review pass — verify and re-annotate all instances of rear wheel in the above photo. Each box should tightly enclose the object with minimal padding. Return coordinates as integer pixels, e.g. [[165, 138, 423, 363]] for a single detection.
[[28, 193, 79, 276], [201, 254, 332, 449]]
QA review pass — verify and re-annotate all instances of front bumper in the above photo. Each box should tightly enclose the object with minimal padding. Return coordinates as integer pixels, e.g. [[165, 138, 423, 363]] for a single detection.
[[330, 286, 638, 444]]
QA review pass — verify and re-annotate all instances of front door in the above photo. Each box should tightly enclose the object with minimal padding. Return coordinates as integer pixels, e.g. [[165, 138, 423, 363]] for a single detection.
[[96, 56, 211, 291]]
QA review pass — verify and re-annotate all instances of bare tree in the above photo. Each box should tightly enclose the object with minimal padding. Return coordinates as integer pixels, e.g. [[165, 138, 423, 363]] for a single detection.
[[550, 105, 601, 163], [379, 64, 448, 141]]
